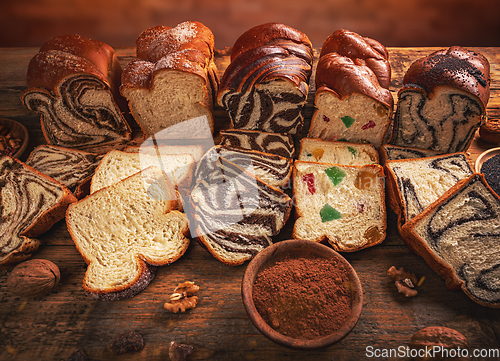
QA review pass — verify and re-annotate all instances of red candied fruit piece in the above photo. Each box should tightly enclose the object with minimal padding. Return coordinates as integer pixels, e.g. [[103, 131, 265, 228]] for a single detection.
[[323, 115, 331, 123], [361, 120, 376, 130], [302, 173, 316, 194]]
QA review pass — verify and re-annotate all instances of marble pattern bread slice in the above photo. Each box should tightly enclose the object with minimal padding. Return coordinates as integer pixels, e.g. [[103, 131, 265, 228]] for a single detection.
[[26, 145, 102, 199], [219, 129, 295, 159], [299, 138, 379, 165], [401, 174, 500, 308], [21, 34, 132, 150], [384, 153, 474, 231], [379, 144, 441, 165], [66, 166, 189, 300], [292, 160, 386, 252], [0, 156, 77, 268], [189, 155, 292, 266]]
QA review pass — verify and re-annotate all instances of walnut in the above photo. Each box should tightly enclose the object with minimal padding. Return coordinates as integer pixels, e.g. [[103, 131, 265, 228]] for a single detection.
[[169, 341, 193, 361], [107, 330, 145, 355], [164, 281, 199, 313], [408, 326, 469, 360], [479, 118, 500, 144], [387, 266, 418, 297], [7, 259, 60, 298]]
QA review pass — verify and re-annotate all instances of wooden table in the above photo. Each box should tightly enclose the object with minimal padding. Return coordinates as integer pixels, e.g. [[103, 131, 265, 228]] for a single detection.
[[1, 47, 500, 361]]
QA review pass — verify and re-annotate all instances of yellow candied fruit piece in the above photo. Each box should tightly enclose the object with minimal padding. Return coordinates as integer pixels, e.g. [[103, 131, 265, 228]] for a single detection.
[[364, 226, 383, 243], [374, 103, 387, 117], [354, 170, 377, 190], [312, 148, 324, 161]]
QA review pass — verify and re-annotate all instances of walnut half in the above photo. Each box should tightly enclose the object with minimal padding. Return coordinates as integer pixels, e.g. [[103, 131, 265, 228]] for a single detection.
[[164, 281, 200, 313], [387, 266, 418, 297]]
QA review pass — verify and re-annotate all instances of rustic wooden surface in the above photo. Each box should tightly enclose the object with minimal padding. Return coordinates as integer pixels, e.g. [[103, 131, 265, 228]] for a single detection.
[[1, 47, 500, 361]]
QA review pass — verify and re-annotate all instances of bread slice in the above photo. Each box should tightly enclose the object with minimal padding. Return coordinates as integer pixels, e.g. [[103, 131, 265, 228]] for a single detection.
[[379, 144, 441, 165], [299, 138, 379, 165], [219, 129, 295, 159], [401, 174, 500, 308], [124, 144, 204, 163], [26, 145, 102, 199], [189, 156, 292, 266], [66, 166, 190, 300], [90, 149, 195, 195], [384, 153, 474, 230], [292, 160, 386, 252], [0, 156, 77, 268]]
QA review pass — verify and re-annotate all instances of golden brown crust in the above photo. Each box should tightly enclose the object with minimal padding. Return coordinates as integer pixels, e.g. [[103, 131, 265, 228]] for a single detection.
[[319, 29, 391, 89], [402, 46, 490, 111]]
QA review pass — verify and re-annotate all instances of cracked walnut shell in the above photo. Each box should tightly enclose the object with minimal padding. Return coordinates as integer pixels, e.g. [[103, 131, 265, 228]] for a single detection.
[[409, 326, 469, 360], [7, 259, 60, 298]]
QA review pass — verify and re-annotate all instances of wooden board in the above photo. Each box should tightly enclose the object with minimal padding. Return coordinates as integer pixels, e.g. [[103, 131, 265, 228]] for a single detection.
[[1, 47, 500, 361]]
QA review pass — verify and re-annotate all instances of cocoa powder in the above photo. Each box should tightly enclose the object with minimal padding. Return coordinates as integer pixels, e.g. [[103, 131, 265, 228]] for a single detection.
[[252, 253, 353, 340]]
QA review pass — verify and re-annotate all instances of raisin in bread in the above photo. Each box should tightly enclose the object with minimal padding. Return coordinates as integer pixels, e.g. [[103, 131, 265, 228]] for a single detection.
[[390, 46, 490, 153], [188, 153, 292, 266], [90, 149, 195, 196], [197, 146, 292, 189], [299, 138, 379, 165], [219, 129, 295, 159], [120, 22, 219, 138], [26, 145, 102, 199], [21, 34, 132, 150], [0, 156, 77, 268], [379, 144, 441, 165], [292, 160, 386, 252], [384, 153, 474, 231], [308, 30, 394, 149], [66, 166, 189, 300], [218, 23, 313, 135], [401, 174, 500, 308]]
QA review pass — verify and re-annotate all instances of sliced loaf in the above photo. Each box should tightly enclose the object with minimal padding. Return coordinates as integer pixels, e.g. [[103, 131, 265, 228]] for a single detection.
[[0, 156, 77, 267], [219, 129, 295, 159], [379, 144, 441, 165], [292, 160, 386, 252], [66, 166, 190, 300], [299, 138, 379, 165], [401, 174, 500, 308]]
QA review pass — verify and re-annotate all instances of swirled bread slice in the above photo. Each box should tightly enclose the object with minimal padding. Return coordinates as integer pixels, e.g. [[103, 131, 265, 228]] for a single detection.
[[189, 155, 292, 266], [197, 146, 292, 189], [299, 138, 379, 165], [26, 145, 102, 199], [390, 46, 490, 153], [379, 144, 441, 165], [219, 129, 295, 159], [401, 174, 500, 308], [66, 166, 189, 300], [384, 153, 474, 231], [0, 156, 77, 268], [292, 160, 386, 252], [21, 34, 131, 150], [90, 149, 195, 195]]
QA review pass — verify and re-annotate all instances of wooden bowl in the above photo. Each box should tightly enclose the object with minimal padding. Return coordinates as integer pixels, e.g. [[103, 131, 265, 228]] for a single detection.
[[241, 239, 363, 350], [475, 147, 500, 173], [0, 117, 29, 159]]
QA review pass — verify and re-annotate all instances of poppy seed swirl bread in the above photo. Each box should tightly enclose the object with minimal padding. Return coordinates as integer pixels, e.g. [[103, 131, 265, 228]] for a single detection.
[[390, 46, 490, 153], [21, 34, 132, 150], [218, 23, 313, 135], [219, 129, 295, 159]]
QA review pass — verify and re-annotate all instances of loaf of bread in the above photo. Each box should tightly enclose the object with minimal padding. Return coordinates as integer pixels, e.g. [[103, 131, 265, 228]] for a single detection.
[[26, 145, 102, 199], [219, 129, 295, 159], [120, 22, 219, 138], [292, 160, 386, 252], [379, 144, 441, 165], [90, 149, 195, 195], [384, 153, 474, 231], [196, 145, 292, 189], [299, 138, 379, 165], [189, 154, 292, 265], [401, 174, 500, 308], [218, 23, 313, 135], [308, 29, 393, 149], [66, 166, 189, 300], [0, 156, 77, 268], [21, 34, 132, 150], [390, 46, 490, 153]]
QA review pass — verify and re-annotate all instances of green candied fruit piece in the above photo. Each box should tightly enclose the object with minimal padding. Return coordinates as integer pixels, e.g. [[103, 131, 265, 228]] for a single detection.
[[324, 166, 346, 186], [347, 146, 357, 157], [341, 115, 356, 128], [320, 204, 342, 222]]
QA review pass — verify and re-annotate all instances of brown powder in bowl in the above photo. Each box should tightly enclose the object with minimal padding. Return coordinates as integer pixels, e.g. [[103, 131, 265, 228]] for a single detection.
[[252, 253, 353, 340]]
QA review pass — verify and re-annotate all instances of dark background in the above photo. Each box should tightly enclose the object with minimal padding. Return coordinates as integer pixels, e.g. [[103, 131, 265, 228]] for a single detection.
[[1, 0, 499, 49]]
